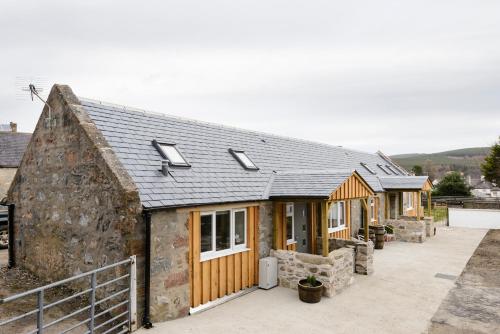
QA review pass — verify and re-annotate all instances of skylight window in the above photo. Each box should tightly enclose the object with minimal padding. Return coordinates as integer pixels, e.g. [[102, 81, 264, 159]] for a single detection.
[[360, 162, 376, 175], [229, 149, 258, 170], [385, 165, 399, 175], [153, 140, 190, 167], [377, 164, 391, 175]]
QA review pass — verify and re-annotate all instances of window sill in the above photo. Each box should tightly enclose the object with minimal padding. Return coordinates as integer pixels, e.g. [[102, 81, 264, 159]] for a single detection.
[[328, 226, 346, 233], [200, 247, 250, 262], [286, 240, 297, 246]]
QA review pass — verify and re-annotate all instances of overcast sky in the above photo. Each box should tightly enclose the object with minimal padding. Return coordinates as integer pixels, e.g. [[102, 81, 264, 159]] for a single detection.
[[1, 0, 499, 155]]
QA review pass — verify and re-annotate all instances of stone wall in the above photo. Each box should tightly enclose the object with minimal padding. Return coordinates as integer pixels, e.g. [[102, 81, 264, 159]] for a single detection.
[[258, 201, 273, 258], [386, 218, 426, 243], [271, 248, 354, 297], [375, 193, 386, 225], [150, 209, 190, 321], [6, 85, 145, 312], [424, 217, 436, 237], [350, 199, 362, 238], [328, 238, 374, 275], [0, 168, 17, 200]]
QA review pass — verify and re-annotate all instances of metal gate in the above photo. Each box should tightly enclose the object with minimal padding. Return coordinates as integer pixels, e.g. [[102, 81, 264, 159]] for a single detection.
[[0, 256, 137, 333]]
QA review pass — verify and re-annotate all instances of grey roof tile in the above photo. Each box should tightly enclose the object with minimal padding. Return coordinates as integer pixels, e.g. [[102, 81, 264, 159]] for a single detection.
[[81, 99, 411, 208], [0, 132, 31, 167]]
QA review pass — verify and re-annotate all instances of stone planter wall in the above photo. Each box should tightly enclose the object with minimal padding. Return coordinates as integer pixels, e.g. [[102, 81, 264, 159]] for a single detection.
[[387, 219, 426, 243], [424, 217, 436, 237], [328, 238, 374, 275], [271, 248, 354, 297]]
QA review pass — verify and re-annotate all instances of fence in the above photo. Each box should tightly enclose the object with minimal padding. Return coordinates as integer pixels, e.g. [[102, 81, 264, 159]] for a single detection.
[[0, 256, 137, 334]]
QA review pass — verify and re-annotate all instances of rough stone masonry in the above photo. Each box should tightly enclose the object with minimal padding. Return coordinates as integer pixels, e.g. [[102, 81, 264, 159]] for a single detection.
[[271, 248, 355, 297], [7, 85, 146, 313]]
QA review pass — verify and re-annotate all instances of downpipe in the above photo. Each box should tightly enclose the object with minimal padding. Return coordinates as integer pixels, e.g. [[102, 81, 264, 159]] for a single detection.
[[8, 204, 15, 268], [142, 210, 153, 329]]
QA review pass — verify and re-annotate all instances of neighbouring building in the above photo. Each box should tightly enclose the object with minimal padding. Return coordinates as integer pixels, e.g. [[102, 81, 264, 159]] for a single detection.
[[472, 177, 500, 198], [0, 122, 31, 200], [7, 85, 432, 326]]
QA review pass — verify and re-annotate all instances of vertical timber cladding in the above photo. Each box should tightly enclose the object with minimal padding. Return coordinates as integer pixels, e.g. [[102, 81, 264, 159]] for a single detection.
[[190, 206, 259, 308], [328, 173, 374, 239]]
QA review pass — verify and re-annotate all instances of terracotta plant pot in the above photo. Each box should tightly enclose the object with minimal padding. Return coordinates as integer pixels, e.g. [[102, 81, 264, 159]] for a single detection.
[[298, 279, 323, 303]]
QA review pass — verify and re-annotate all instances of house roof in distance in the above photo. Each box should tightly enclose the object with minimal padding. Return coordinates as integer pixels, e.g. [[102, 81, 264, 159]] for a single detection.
[[80, 97, 409, 208], [0, 130, 32, 168]]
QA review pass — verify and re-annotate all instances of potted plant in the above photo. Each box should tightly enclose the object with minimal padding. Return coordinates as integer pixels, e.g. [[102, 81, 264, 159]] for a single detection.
[[298, 275, 323, 303]]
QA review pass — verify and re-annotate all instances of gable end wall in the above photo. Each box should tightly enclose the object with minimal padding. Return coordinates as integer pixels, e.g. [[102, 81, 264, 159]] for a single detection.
[[7, 85, 145, 310]]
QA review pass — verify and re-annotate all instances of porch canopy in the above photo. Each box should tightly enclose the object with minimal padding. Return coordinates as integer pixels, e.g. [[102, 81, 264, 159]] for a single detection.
[[269, 169, 374, 256], [379, 176, 433, 218]]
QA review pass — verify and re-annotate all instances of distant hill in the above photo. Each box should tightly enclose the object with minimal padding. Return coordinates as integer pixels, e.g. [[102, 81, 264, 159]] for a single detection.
[[391, 147, 490, 182]]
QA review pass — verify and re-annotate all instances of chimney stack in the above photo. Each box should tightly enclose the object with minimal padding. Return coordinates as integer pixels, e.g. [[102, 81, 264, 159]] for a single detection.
[[10, 122, 17, 133]]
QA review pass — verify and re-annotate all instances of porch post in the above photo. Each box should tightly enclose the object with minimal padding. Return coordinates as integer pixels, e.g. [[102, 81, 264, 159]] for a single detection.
[[361, 198, 369, 242], [321, 201, 328, 257], [416, 191, 421, 221], [427, 191, 432, 216]]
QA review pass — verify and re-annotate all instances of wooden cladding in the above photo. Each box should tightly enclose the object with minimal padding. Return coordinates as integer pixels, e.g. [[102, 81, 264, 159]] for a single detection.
[[330, 173, 374, 201], [273, 202, 284, 250], [189, 206, 259, 308]]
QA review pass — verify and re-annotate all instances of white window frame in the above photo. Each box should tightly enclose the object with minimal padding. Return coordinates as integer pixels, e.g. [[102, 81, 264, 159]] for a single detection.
[[200, 209, 249, 262], [232, 209, 247, 251], [286, 203, 295, 245], [407, 192, 414, 209], [328, 201, 346, 233]]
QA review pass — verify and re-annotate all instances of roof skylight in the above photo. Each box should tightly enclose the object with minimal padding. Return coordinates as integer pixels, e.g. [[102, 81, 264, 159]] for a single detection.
[[385, 165, 399, 175], [377, 164, 391, 175], [153, 140, 190, 167], [229, 149, 258, 170], [360, 162, 376, 175]]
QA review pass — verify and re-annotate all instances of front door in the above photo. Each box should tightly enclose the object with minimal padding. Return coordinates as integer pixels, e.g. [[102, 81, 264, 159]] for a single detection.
[[390, 194, 396, 219], [294, 202, 309, 253]]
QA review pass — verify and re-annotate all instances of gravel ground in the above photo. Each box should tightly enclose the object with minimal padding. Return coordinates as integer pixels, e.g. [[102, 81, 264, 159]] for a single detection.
[[140, 226, 487, 334]]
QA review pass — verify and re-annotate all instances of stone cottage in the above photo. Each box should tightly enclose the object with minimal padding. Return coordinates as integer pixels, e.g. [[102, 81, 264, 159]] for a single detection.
[[7, 84, 430, 326], [0, 122, 31, 200]]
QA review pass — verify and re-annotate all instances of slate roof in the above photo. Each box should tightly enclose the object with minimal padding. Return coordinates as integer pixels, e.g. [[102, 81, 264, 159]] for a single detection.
[[378, 176, 430, 190], [268, 170, 354, 198], [81, 99, 409, 208], [0, 132, 32, 167]]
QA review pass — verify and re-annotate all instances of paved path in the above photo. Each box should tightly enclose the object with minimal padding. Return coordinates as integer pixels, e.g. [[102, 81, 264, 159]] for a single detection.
[[140, 227, 487, 334]]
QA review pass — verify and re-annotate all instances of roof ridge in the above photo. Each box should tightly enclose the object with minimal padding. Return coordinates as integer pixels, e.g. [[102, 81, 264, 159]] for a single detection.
[[79, 97, 381, 158], [275, 169, 353, 175]]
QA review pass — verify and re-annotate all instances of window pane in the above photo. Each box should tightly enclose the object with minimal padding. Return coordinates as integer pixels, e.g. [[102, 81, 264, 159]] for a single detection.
[[330, 203, 338, 228], [201, 214, 213, 252], [286, 216, 293, 240], [216, 211, 231, 251], [234, 211, 246, 246], [235, 152, 256, 169], [160, 144, 187, 165], [339, 202, 345, 226]]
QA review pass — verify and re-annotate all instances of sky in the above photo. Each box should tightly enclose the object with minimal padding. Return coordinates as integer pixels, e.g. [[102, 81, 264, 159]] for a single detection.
[[1, 0, 499, 155]]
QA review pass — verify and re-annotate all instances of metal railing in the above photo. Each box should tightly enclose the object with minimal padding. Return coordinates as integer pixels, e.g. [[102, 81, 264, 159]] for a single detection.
[[0, 256, 137, 334]]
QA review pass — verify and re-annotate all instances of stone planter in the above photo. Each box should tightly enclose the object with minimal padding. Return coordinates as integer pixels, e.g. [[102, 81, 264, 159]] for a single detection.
[[298, 279, 323, 303]]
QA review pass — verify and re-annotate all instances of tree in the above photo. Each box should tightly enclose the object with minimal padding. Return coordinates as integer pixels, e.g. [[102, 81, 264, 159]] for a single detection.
[[412, 165, 423, 176], [481, 138, 500, 186], [423, 159, 436, 180], [432, 172, 471, 196]]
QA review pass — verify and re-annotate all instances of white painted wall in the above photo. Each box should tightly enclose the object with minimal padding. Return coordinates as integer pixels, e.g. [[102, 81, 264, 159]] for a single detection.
[[449, 208, 500, 229]]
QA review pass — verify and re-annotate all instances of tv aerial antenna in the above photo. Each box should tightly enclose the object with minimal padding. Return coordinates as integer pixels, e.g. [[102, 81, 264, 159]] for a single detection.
[[16, 77, 55, 129]]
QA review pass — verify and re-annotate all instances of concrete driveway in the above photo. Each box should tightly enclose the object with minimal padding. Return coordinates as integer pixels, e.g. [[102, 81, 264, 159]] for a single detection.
[[140, 227, 487, 334]]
